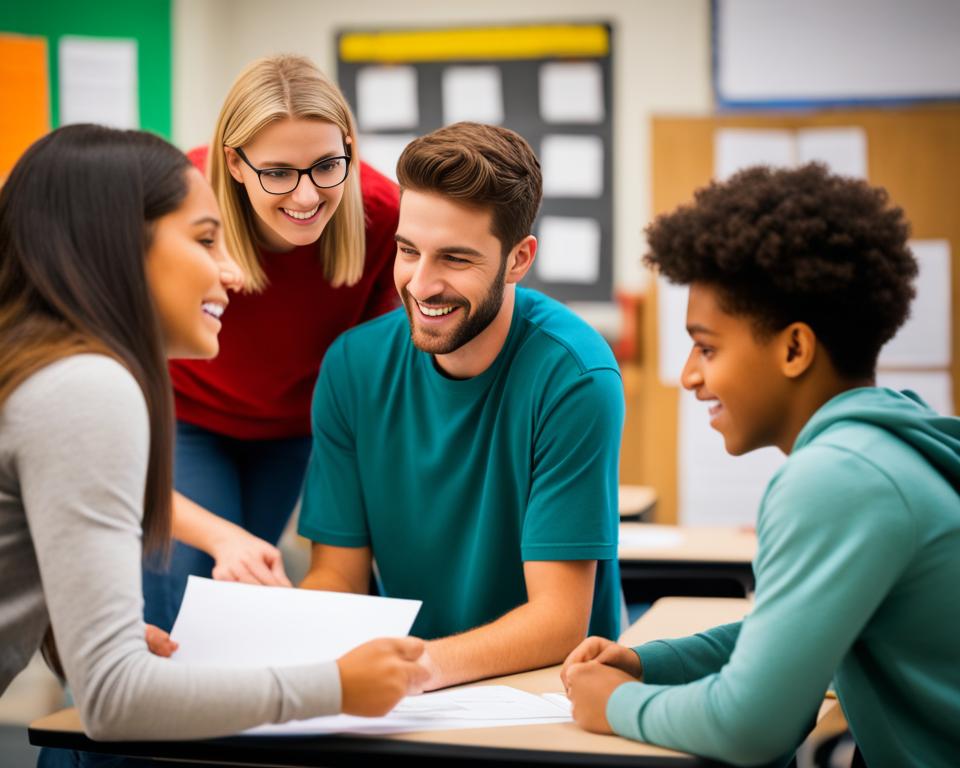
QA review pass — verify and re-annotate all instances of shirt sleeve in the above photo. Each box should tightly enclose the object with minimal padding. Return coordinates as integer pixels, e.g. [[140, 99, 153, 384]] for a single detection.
[[298, 338, 370, 546], [521, 367, 624, 562], [605, 445, 916, 765], [634, 622, 742, 685], [14, 356, 341, 741]]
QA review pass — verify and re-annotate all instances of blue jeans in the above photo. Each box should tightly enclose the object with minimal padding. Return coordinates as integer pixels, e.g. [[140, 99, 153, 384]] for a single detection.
[[142, 420, 313, 631]]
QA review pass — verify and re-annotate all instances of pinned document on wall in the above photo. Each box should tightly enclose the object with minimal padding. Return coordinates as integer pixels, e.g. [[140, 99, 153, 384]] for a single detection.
[[358, 133, 414, 182], [657, 277, 690, 386], [541, 134, 604, 198], [879, 239, 952, 368], [715, 126, 869, 179], [877, 371, 954, 416], [539, 61, 605, 124], [796, 127, 867, 178], [356, 65, 419, 131], [536, 216, 601, 284], [0, 33, 50, 179], [678, 389, 786, 527], [59, 36, 139, 129], [442, 66, 503, 125], [338, 23, 614, 303], [715, 128, 795, 180]]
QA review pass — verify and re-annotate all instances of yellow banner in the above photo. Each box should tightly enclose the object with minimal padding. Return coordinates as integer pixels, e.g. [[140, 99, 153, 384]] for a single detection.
[[340, 25, 608, 63]]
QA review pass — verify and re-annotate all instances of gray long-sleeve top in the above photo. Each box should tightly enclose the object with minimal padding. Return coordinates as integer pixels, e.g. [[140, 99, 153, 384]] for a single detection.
[[0, 354, 340, 740]]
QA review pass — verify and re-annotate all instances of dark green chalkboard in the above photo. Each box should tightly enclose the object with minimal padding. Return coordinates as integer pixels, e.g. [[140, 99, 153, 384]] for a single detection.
[[0, 0, 171, 137]]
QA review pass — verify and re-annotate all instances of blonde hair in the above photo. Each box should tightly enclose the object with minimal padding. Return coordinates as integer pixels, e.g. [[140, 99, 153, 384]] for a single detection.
[[209, 54, 365, 292]]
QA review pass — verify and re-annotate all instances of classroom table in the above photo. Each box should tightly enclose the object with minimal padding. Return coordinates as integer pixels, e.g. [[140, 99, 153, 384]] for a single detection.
[[29, 597, 752, 767], [618, 523, 757, 603]]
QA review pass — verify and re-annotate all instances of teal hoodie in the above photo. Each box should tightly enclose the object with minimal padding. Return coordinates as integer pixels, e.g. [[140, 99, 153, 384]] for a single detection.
[[606, 388, 960, 766]]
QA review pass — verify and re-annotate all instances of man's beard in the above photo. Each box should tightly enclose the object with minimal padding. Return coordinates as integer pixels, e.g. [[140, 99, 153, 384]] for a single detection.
[[402, 258, 507, 356]]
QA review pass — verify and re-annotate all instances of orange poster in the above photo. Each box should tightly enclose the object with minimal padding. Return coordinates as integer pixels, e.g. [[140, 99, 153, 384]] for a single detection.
[[0, 34, 50, 181]]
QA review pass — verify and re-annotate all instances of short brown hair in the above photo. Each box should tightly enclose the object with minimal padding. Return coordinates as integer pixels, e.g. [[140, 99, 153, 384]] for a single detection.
[[396, 122, 542, 256]]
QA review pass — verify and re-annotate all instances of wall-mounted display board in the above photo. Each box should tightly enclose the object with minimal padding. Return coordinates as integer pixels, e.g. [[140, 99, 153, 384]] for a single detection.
[[337, 23, 614, 303], [713, 0, 960, 109], [0, 1, 171, 138], [0, 33, 50, 179], [641, 106, 960, 525]]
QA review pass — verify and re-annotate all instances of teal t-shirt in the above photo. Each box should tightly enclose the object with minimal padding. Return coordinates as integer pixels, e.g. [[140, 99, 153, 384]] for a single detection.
[[606, 388, 960, 767], [298, 287, 623, 641]]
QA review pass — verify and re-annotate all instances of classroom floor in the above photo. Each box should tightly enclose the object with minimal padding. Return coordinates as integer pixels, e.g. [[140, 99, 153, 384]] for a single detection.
[[0, 723, 40, 767]]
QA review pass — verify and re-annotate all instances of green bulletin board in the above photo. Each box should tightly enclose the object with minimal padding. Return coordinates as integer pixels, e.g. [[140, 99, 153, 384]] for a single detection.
[[0, 0, 171, 137]]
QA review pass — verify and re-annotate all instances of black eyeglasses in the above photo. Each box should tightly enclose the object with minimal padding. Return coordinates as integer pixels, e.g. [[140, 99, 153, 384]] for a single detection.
[[233, 146, 351, 195]]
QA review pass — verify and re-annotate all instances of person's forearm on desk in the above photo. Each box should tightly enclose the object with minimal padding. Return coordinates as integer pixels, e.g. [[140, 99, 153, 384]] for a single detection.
[[422, 560, 597, 691]]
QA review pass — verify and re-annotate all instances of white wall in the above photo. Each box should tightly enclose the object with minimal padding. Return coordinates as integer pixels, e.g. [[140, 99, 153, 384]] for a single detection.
[[172, 0, 714, 291]]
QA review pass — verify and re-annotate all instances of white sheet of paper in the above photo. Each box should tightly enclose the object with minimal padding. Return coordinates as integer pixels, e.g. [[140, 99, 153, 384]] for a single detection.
[[539, 61, 605, 124], [536, 216, 601, 283], [877, 371, 955, 416], [541, 134, 604, 198], [656, 277, 690, 386], [619, 528, 685, 550], [59, 36, 138, 129], [356, 65, 418, 131], [170, 576, 420, 668], [358, 133, 415, 182], [678, 390, 786, 527], [243, 685, 571, 736], [879, 239, 952, 368], [442, 66, 503, 125], [796, 127, 868, 178], [714, 128, 795, 180]]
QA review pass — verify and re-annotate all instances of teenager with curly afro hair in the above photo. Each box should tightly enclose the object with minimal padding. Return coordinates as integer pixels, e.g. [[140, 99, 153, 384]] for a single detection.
[[562, 164, 960, 768]]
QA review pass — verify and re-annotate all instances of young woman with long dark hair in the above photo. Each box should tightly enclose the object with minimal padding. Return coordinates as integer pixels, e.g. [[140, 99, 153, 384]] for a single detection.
[[0, 124, 425, 746]]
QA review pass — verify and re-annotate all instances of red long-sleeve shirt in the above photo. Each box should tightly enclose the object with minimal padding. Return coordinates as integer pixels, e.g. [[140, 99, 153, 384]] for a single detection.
[[169, 147, 400, 439]]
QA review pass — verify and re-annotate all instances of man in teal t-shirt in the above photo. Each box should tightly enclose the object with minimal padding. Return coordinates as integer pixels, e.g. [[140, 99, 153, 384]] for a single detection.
[[299, 123, 623, 691], [562, 164, 960, 767]]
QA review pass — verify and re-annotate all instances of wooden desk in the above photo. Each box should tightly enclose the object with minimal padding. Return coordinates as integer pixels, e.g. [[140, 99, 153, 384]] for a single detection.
[[619, 524, 757, 602], [29, 598, 751, 767]]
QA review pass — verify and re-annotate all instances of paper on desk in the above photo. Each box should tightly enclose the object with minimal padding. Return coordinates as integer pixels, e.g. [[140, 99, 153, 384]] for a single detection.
[[169, 576, 421, 668], [243, 685, 571, 736]]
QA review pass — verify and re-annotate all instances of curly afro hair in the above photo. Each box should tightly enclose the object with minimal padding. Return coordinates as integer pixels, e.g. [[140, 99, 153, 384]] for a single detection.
[[645, 163, 917, 379]]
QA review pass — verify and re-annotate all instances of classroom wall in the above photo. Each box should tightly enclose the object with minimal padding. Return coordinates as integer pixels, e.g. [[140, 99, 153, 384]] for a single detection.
[[171, 0, 714, 293]]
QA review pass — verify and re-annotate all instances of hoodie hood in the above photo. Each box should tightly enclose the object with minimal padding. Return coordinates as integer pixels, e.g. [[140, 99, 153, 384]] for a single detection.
[[794, 387, 960, 493]]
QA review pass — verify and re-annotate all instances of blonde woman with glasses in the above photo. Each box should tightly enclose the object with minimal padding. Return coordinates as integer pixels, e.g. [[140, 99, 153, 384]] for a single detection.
[[144, 54, 401, 632]]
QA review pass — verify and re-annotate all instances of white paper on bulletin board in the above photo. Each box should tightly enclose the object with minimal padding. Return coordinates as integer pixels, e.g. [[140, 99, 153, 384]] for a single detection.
[[541, 134, 604, 198], [539, 61, 605, 124], [877, 370, 954, 416], [657, 276, 690, 386], [796, 127, 867, 178], [536, 216, 601, 284], [356, 66, 418, 131], [358, 134, 415, 182], [879, 239, 952, 367], [678, 389, 787, 527], [715, 127, 868, 179], [442, 66, 503, 125], [715, 129, 795, 180], [59, 36, 139, 129]]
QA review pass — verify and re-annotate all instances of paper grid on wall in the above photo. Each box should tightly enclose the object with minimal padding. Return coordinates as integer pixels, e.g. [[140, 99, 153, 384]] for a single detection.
[[337, 23, 614, 303]]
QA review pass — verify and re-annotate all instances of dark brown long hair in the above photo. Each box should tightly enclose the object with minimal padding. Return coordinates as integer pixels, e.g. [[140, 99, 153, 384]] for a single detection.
[[0, 124, 191, 557]]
